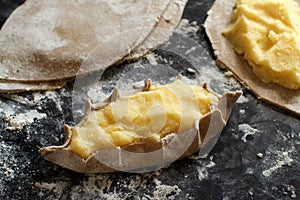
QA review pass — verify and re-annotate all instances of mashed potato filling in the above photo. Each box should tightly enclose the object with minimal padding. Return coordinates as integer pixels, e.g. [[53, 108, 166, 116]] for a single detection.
[[223, 0, 300, 89], [67, 80, 217, 159]]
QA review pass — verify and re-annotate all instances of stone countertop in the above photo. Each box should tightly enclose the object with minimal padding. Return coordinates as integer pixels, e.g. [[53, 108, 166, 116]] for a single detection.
[[0, 0, 299, 199]]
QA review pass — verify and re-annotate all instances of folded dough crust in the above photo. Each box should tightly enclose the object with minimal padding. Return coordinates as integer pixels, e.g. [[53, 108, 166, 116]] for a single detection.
[[39, 80, 242, 173]]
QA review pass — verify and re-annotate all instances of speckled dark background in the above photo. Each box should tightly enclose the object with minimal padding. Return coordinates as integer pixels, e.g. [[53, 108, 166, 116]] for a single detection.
[[0, 0, 299, 199]]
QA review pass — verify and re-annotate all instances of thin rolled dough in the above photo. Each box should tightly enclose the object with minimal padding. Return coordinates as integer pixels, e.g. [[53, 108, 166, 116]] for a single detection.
[[204, 0, 300, 115]]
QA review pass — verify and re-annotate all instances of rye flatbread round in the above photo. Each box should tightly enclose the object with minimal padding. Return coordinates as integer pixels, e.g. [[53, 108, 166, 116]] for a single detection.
[[0, 0, 169, 82], [0, 0, 189, 92], [204, 0, 300, 115]]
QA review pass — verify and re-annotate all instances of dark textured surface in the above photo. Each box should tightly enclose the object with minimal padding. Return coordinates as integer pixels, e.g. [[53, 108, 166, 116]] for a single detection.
[[0, 0, 299, 199]]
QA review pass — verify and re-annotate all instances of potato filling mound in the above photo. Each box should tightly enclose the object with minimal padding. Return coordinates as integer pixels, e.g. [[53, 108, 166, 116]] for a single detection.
[[67, 80, 217, 159], [223, 0, 300, 89]]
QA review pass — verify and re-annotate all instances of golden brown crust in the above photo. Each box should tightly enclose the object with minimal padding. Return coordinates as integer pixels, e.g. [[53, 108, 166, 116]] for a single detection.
[[204, 0, 300, 115], [39, 80, 242, 173]]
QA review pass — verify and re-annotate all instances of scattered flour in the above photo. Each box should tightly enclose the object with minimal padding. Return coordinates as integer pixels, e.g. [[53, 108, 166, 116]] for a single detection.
[[185, 46, 196, 55], [286, 185, 297, 199], [0, 90, 64, 131], [245, 167, 254, 175], [34, 182, 66, 195], [153, 178, 181, 200], [3, 108, 46, 131], [33, 90, 63, 112], [196, 161, 215, 181], [237, 95, 249, 104], [197, 167, 208, 181], [239, 109, 245, 115], [0, 143, 16, 181], [34, 173, 182, 200], [195, 156, 216, 181], [1, 90, 64, 112], [0, 89, 66, 131], [238, 124, 258, 142], [224, 71, 233, 77], [87, 86, 109, 103], [177, 19, 200, 38], [262, 151, 293, 177], [146, 53, 158, 65], [0, 141, 32, 196]]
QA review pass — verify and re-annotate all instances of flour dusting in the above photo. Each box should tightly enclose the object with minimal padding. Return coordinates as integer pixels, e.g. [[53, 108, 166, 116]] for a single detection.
[[153, 178, 181, 200], [237, 95, 249, 104], [3, 109, 46, 131], [35, 181, 67, 196], [238, 124, 258, 142], [33, 172, 184, 200], [146, 53, 158, 65], [0, 143, 16, 181], [195, 156, 216, 181], [262, 151, 293, 177], [33, 90, 64, 112], [177, 19, 200, 39]]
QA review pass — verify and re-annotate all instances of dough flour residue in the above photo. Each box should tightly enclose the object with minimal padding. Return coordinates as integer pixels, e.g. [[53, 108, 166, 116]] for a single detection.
[[35, 172, 182, 200], [0, 90, 65, 131], [238, 124, 258, 142], [1, 106, 46, 131]]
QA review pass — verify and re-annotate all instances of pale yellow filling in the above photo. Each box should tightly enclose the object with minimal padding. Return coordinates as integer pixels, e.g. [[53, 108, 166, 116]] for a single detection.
[[223, 0, 300, 89], [67, 80, 217, 159]]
